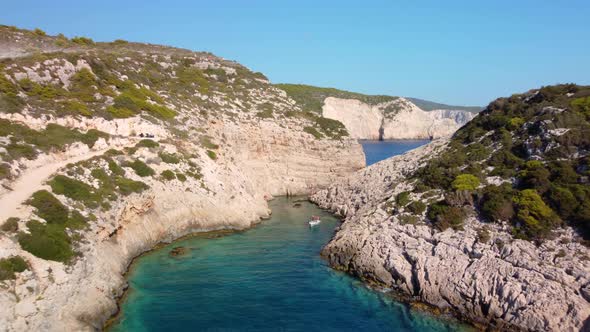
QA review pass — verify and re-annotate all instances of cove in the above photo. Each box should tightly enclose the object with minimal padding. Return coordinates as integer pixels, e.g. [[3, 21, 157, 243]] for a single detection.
[[108, 197, 469, 331], [108, 140, 469, 331]]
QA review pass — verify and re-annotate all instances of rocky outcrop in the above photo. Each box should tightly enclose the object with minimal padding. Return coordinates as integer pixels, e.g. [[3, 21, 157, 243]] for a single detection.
[[322, 97, 475, 140], [311, 140, 590, 331]]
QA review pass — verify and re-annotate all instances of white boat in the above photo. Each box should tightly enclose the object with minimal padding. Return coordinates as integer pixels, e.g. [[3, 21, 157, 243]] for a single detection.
[[309, 216, 321, 226]]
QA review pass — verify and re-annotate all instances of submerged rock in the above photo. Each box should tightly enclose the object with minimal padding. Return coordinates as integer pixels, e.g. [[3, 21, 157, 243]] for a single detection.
[[169, 246, 189, 257]]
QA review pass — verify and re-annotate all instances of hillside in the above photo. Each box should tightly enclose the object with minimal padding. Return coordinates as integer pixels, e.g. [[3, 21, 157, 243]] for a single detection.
[[311, 84, 590, 330], [276, 84, 478, 139], [0, 26, 364, 330]]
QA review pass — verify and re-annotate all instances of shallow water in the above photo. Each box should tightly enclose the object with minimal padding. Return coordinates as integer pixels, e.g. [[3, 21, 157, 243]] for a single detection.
[[360, 140, 430, 166], [109, 140, 466, 331], [109, 198, 468, 332]]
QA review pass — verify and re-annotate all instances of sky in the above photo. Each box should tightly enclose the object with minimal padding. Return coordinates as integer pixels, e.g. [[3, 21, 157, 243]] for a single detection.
[[1, 0, 589, 106]]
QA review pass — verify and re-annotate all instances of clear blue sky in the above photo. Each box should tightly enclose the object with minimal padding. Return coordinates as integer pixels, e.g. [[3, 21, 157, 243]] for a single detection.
[[2, 0, 589, 106]]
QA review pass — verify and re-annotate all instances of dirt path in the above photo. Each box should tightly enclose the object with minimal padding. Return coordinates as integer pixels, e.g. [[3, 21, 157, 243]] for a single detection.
[[0, 144, 133, 223]]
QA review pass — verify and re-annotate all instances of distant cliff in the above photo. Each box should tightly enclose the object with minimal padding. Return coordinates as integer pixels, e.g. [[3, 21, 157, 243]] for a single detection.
[[276, 84, 478, 140], [322, 96, 475, 139]]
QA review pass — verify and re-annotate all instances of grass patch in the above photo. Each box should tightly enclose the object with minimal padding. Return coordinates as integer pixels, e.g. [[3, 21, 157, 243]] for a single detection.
[[125, 159, 155, 177], [18, 220, 74, 262]]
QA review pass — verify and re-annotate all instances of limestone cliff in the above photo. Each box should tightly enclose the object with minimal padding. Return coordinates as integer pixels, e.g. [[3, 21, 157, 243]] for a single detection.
[[0, 27, 364, 331], [322, 96, 475, 140]]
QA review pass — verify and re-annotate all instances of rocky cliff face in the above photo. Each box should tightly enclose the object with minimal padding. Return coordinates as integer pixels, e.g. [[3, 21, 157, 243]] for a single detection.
[[322, 96, 475, 140], [312, 85, 590, 331], [311, 140, 590, 331], [0, 27, 364, 331]]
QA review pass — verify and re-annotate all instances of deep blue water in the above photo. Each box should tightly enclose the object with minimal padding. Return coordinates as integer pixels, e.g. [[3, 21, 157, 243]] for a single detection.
[[109, 140, 464, 332], [360, 140, 430, 166]]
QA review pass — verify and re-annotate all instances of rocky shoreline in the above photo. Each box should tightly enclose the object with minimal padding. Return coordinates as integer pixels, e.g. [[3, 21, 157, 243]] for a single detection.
[[311, 139, 590, 331]]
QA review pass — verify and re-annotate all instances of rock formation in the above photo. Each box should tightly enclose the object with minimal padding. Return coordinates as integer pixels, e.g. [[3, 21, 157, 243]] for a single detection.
[[322, 97, 475, 140]]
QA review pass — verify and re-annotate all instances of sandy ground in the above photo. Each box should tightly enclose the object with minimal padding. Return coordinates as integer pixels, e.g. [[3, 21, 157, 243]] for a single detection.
[[0, 145, 134, 224]]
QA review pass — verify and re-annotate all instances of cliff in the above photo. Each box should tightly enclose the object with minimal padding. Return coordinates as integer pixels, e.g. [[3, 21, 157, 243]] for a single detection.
[[275, 84, 477, 140], [0, 26, 364, 330], [311, 84, 590, 331], [323, 96, 475, 140]]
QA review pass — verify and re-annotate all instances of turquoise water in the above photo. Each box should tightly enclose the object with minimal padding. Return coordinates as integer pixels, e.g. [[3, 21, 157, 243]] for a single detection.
[[109, 140, 465, 331], [109, 198, 467, 332], [360, 140, 430, 166]]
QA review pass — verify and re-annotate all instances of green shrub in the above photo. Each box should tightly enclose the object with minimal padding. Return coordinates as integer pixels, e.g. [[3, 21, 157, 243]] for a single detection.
[[108, 81, 176, 119], [427, 201, 465, 231], [127, 160, 155, 177], [0, 256, 28, 280], [69, 68, 97, 102], [29, 190, 69, 224], [451, 174, 480, 191], [33, 28, 46, 36], [407, 201, 426, 215], [547, 186, 578, 219], [107, 158, 125, 176], [303, 126, 322, 139], [136, 139, 159, 148], [571, 96, 590, 116], [115, 177, 149, 195], [71, 36, 94, 45], [0, 93, 24, 113], [479, 184, 515, 222], [161, 170, 176, 181], [413, 183, 431, 193], [206, 150, 217, 160], [62, 100, 91, 117], [5, 143, 37, 161], [1, 217, 19, 233], [512, 189, 561, 240], [49, 175, 97, 208], [18, 220, 74, 262], [395, 191, 411, 207], [507, 117, 525, 130], [176, 173, 187, 182], [159, 152, 181, 164], [107, 105, 135, 118], [518, 161, 551, 194]]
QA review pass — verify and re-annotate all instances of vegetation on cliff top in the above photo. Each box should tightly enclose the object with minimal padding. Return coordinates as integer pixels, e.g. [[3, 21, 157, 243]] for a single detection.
[[411, 84, 590, 242], [275, 84, 397, 114]]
